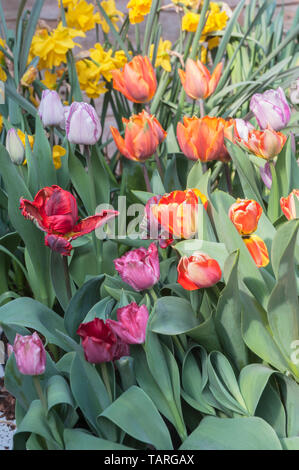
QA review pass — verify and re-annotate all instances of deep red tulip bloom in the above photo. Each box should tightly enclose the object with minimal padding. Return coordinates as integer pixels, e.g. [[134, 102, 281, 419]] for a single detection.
[[20, 185, 118, 256], [77, 317, 129, 364]]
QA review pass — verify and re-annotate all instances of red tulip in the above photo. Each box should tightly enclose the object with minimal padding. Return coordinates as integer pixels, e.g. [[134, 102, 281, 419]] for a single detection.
[[112, 55, 157, 103], [177, 252, 222, 290], [243, 235, 269, 268], [107, 302, 149, 344], [280, 189, 299, 220], [110, 110, 166, 162], [151, 189, 208, 239], [229, 199, 263, 235], [77, 318, 129, 364], [178, 59, 223, 100], [20, 185, 118, 256]]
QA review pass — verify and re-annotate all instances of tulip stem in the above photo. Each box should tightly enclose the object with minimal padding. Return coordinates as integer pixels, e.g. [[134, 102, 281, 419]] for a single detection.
[[224, 163, 232, 195], [33, 376, 47, 411], [199, 99, 205, 118], [154, 152, 164, 180], [142, 164, 152, 193], [85, 146, 101, 271], [100, 362, 113, 403], [62, 255, 72, 302], [149, 287, 158, 303]]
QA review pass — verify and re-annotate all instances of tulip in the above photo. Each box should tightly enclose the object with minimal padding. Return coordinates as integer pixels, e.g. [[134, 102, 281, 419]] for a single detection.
[[260, 161, 273, 189], [20, 185, 118, 256], [151, 189, 208, 240], [107, 302, 149, 344], [240, 126, 287, 160], [229, 199, 262, 235], [114, 242, 160, 291], [140, 195, 173, 248], [6, 128, 25, 165], [234, 119, 254, 142], [112, 55, 157, 103], [177, 116, 231, 162], [77, 318, 129, 364], [280, 189, 299, 220], [110, 111, 166, 162], [243, 235, 269, 268], [177, 252, 222, 290], [250, 87, 291, 131], [13, 332, 46, 376], [178, 59, 223, 100], [66, 101, 101, 145], [38, 89, 65, 127]]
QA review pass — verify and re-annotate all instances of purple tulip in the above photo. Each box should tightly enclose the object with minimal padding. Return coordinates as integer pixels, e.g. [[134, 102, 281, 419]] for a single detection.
[[107, 302, 149, 344], [66, 102, 101, 145], [114, 242, 160, 291], [235, 118, 254, 142], [13, 332, 46, 376], [250, 87, 291, 131], [260, 161, 275, 189], [38, 89, 65, 127]]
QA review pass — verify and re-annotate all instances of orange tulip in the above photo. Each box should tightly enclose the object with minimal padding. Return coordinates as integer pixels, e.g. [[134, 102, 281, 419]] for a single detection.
[[229, 199, 263, 235], [178, 59, 223, 100], [280, 189, 299, 220], [112, 55, 157, 103], [243, 235, 269, 268], [177, 252, 222, 290], [151, 189, 208, 239], [239, 125, 287, 160], [110, 110, 166, 162], [177, 116, 232, 162]]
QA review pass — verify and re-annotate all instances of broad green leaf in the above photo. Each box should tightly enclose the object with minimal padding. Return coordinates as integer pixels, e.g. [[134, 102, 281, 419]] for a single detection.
[[64, 429, 132, 450], [150, 297, 198, 335]]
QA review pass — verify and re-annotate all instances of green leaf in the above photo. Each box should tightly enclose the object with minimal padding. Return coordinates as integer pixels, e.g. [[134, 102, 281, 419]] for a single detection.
[[64, 429, 132, 450], [19, 0, 45, 77], [100, 386, 173, 450], [180, 416, 282, 450], [46, 375, 75, 413], [150, 297, 198, 335], [239, 364, 275, 415]]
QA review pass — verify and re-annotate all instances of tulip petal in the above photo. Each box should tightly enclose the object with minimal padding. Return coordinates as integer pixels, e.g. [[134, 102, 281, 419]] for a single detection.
[[70, 210, 119, 239], [243, 235, 269, 268], [45, 233, 73, 256], [207, 62, 223, 97]]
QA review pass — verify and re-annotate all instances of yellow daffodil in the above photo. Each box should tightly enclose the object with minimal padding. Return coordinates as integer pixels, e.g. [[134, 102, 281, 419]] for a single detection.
[[182, 2, 228, 37], [99, 0, 124, 33], [29, 87, 39, 108], [0, 38, 6, 63], [65, 0, 102, 32], [182, 11, 200, 32], [20, 66, 38, 87], [149, 39, 172, 72], [41, 70, 58, 89], [17, 130, 34, 150], [127, 0, 152, 24], [0, 67, 7, 82], [0, 38, 7, 82], [52, 145, 66, 169], [58, 0, 76, 6], [29, 24, 85, 70], [0, 115, 3, 134]]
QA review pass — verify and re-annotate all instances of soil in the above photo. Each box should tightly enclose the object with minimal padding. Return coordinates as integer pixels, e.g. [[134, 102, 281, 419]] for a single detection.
[[0, 378, 16, 424]]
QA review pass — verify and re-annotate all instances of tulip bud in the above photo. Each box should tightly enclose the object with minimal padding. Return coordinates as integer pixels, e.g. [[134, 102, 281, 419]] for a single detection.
[[229, 199, 263, 235], [250, 87, 291, 131], [178, 59, 223, 100], [6, 128, 25, 165], [280, 189, 299, 220], [13, 332, 46, 376], [66, 101, 101, 145], [177, 252, 222, 290], [114, 242, 160, 291], [38, 89, 65, 127], [243, 235, 269, 268], [107, 302, 149, 344]]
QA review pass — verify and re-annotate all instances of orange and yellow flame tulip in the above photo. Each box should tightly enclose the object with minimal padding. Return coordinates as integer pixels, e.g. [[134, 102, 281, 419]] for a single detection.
[[178, 59, 223, 100], [243, 235, 269, 268], [239, 126, 287, 160], [280, 189, 299, 220]]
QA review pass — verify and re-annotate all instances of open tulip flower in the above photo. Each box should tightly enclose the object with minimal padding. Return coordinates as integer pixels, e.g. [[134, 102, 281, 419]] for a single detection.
[[110, 110, 167, 162], [140, 195, 173, 248], [20, 185, 118, 256], [177, 252, 222, 290], [151, 189, 207, 240], [178, 58, 223, 100], [77, 318, 129, 364], [177, 116, 232, 162], [238, 125, 287, 160], [250, 87, 291, 131], [280, 189, 299, 220], [112, 55, 157, 103], [107, 302, 149, 344], [229, 199, 263, 235], [114, 242, 160, 291], [243, 235, 269, 268]]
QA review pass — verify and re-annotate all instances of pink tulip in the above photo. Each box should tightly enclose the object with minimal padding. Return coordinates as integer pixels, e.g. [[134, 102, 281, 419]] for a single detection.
[[250, 87, 291, 131], [13, 332, 46, 375], [107, 303, 149, 344], [114, 242, 160, 291], [66, 101, 101, 145]]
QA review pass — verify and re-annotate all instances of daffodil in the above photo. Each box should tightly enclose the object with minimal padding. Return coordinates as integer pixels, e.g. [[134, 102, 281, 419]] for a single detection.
[[41, 70, 58, 89], [29, 24, 85, 70], [21, 66, 38, 87], [127, 0, 152, 24], [182, 2, 228, 38], [149, 39, 172, 72], [17, 130, 34, 150], [65, 0, 102, 32], [52, 145, 66, 169], [0, 115, 3, 134], [99, 0, 124, 33]]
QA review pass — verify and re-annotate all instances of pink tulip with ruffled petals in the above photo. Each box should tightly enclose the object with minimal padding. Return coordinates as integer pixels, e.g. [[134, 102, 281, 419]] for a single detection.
[[13, 332, 46, 376], [107, 303, 149, 344]]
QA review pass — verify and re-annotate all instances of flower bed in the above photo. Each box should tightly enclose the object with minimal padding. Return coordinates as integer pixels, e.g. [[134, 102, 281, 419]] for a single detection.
[[0, 0, 298, 451]]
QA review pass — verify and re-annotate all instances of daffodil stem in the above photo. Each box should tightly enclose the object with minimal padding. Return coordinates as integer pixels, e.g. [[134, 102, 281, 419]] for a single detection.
[[100, 362, 113, 403], [142, 163, 152, 193], [62, 255, 72, 302], [155, 152, 164, 180], [224, 163, 232, 195]]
